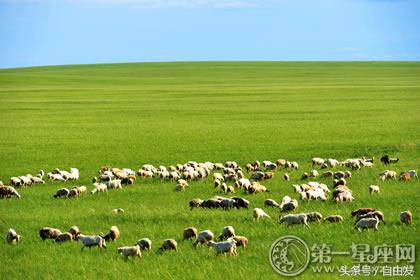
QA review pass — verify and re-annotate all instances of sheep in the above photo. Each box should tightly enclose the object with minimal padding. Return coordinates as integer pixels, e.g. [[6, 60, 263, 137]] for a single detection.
[[399, 172, 412, 181], [53, 188, 70, 198], [369, 185, 380, 194], [264, 199, 280, 208], [355, 217, 379, 232], [221, 198, 236, 210], [40, 227, 62, 240], [189, 198, 204, 210], [301, 172, 309, 180], [253, 208, 271, 220], [6, 228, 21, 244], [312, 157, 325, 167], [400, 210, 412, 225], [107, 179, 122, 189], [220, 184, 235, 194], [218, 226, 235, 241], [47, 172, 66, 182], [310, 170, 319, 178], [324, 215, 344, 223], [283, 173, 290, 181], [321, 171, 333, 178], [91, 183, 107, 194], [232, 236, 248, 249], [247, 182, 269, 194], [351, 208, 376, 218], [69, 226, 80, 238], [399, 170, 417, 179], [250, 171, 265, 181], [103, 226, 120, 241], [10, 177, 23, 187], [306, 212, 323, 222], [183, 227, 198, 240], [208, 240, 237, 256], [265, 162, 277, 171], [112, 208, 125, 214], [333, 188, 353, 203], [136, 238, 152, 251], [77, 234, 106, 250], [193, 230, 214, 247], [30, 175, 45, 184], [117, 245, 141, 259], [281, 199, 299, 212], [231, 196, 250, 209], [279, 214, 309, 228], [0, 185, 21, 199], [55, 232, 74, 243], [68, 188, 80, 198], [327, 159, 340, 168], [379, 170, 397, 181], [380, 155, 399, 165], [236, 178, 251, 190], [201, 198, 222, 209], [158, 239, 177, 252], [175, 183, 186, 191], [355, 211, 385, 225]]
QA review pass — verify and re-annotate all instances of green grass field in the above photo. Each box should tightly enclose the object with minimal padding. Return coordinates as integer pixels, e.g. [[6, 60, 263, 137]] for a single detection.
[[0, 62, 419, 280]]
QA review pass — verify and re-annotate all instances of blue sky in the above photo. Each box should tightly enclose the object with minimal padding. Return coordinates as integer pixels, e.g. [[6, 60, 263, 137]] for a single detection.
[[0, 0, 419, 68]]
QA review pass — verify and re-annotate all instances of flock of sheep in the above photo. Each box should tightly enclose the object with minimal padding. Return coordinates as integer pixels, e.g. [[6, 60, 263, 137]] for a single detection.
[[1, 154, 416, 259]]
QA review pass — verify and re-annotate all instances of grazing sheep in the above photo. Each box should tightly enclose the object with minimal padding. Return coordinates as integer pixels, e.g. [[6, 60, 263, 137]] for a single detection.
[[380, 155, 399, 165], [189, 198, 204, 210], [117, 245, 141, 259], [400, 211, 412, 225], [324, 215, 344, 223], [321, 171, 333, 178], [355, 211, 385, 225], [53, 188, 70, 198], [231, 196, 250, 209], [30, 176, 45, 184], [264, 199, 280, 208], [355, 217, 379, 231], [55, 232, 74, 243], [399, 172, 412, 181], [253, 208, 271, 220], [379, 170, 397, 181], [400, 170, 418, 179], [0, 185, 21, 199], [107, 179, 122, 189], [158, 239, 177, 252], [281, 199, 299, 212], [312, 158, 325, 167], [112, 208, 125, 214], [77, 234, 106, 250], [247, 182, 269, 194], [306, 212, 323, 222], [284, 173, 290, 181], [103, 226, 120, 241], [193, 230, 214, 247], [333, 188, 353, 203], [232, 236, 248, 249], [310, 170, 319, 178], [369, 185, 380, 194], [68, 187, 80, 198], [279, 214, 309, 228], [6, 228, 21, 244], [40, 227, 62, 240], [208, 240, 237, 256], [351, 208, 376, 218], [218, 226, 235, 241], [183, 227, 198, 240], [69, 226, 80, 238], [250, 171, 265, 181], [91, 183, 107, 194], [136, 238, 152, 251], [301, 173, 309, 180]]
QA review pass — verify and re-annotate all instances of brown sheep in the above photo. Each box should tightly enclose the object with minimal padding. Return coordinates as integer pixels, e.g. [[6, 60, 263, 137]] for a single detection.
[[324, 215, 344, 223], [351, 208, 376, 218], [232, 236, 248, 249], [40, 227, 62, 240], [399, 173, 412, 181], [158, 239, 177, 252]]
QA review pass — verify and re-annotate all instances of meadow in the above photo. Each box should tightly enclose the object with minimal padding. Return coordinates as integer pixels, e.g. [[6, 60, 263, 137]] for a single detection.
[[0, 61, 419, 279]]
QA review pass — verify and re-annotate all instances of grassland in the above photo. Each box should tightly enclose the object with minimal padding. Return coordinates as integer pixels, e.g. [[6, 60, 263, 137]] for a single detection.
[[0, 61, 419, 280]]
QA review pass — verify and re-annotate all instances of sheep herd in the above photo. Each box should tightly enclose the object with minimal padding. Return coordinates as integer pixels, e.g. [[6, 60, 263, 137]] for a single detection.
[[1, 154, 416, 260]]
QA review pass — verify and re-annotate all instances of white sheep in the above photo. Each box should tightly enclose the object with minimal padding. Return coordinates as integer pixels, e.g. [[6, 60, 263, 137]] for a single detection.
[[208, 240, 237, 256], [117, 245, 141, 259], [6, 228, 21, 244], [279, 214, 309, 228], [355, 217, 379, 231], [218, 226, 235, 241], [253, 208, 271, 220], [91, 183, 107, 194], [193, 230, 214, 247], [77, 234, 107, 250], [0, 186, 21, 199], [107, 179, 122, 189], [368, 185, 380, 194]]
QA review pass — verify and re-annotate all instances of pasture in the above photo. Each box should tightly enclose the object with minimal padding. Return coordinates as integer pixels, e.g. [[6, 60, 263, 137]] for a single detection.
[[0, 61, 419, 279]]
